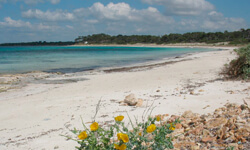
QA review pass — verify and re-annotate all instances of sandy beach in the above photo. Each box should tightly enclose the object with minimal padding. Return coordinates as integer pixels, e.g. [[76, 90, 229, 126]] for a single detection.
[[0, 46, 249, 150]]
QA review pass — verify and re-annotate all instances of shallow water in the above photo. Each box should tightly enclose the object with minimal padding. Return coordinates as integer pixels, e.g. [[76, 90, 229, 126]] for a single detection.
[[0, 46, 216, 74]]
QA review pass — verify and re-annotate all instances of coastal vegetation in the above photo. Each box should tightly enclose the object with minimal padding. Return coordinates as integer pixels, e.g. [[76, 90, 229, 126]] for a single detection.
[[67, 115, 178, 149], [65, 100, 178, 150], [75, 29, 250, 45], [0, 29, 249, 46], [223, 44, 250, 80]]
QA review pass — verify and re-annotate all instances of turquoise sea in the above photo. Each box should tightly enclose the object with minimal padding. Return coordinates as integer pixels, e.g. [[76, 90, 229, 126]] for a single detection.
[[0, 46, 216, 74]]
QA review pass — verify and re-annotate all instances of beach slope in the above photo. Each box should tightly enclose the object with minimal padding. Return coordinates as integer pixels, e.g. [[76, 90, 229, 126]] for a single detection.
[[0, 47, 249, 150]]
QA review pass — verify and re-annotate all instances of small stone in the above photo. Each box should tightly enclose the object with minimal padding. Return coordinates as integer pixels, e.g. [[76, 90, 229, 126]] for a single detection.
[[156, 89, 160, 92], [201, 136, 216, 143], [182, 110, 195, 118], [240, 104, 247, 110], [136, 98, 143, 107], [120, 103, 128, 106], [191, 145, 200, 150], [174, 142, 196, 149], [202, 129, 210, 137], [228, 143, 238, 150], [216, 126, 228, 139], [124, 93, 138, 106], [199, 89, 204, 92], [206, 118, 227, 128], [190, 91, 195, 95], [225, 135, 236, 143], [175, 123, 182, 129], [54, 146, 59, 149], [189, 125, 203, 135]]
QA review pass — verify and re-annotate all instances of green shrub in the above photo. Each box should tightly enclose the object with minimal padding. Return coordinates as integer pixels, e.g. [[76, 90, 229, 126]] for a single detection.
[[223, 45, 250, 80], [64, 114, 179, 150]]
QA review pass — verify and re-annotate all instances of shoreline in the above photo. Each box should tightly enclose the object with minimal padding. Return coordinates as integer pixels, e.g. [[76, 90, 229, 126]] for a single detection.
[[0, 45, 233, 77], [70, 43, 241, 48], [0, 46, 249, 149], [0, 46, 230, 93], [0, 45, 225, 76]]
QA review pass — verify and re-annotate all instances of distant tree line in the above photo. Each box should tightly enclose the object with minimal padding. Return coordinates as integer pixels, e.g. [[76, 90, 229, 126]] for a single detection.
[[75, 29, 250, 45], [0, 41, 75, 46], [1, 29, 249, 46]]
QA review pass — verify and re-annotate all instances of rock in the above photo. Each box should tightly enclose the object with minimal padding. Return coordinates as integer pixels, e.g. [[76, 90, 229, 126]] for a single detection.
[[216, 126, 228, 140], [228, 143, 238, 150], [171, 128, 184, 137], [174, 142, 196, 149], [203, 105, 210, 109], [189, 125, 203, 135], [175, 123, 182, 129], [120, 103, 128, 106], [199, 89, 204, 92], [124, 94, 138, 106], [235, 127, 250, 138], [156, 89, 160, 92], [190, 91, 195, 95], [182, 110, 195, 118], [206, 118, 227, 128], [225, 135, 236, 143], [240, 104, 248, 110], [201, 136, 216, 143], [191, 145, 200, 150], [202, 129, 211, 137], [136, 98, 143, 107]]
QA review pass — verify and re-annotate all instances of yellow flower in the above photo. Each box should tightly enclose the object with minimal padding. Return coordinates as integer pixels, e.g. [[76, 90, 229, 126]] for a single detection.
[[114, 144, 127, 150], [115, 116, 124, 122], [117, 133, 129, 143], [78, 131, 88, 140], [169, 123, 175, 131], [147, 124, 156, 133], [156, 116, 161, 121], [169, 126, 175, 130], [138, 132, 142, 136], [90, 122, 99, 131]]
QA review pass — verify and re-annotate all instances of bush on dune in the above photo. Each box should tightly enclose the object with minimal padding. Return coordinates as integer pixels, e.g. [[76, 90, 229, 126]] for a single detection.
[[223, 44, 250, 80]]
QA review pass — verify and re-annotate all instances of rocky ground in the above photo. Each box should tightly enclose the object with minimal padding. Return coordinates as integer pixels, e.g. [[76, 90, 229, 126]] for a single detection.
[[161, 102, 250, 150]]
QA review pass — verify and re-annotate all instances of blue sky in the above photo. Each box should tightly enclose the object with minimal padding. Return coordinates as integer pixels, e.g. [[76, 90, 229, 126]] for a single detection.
[[0, 0, 249, 43]]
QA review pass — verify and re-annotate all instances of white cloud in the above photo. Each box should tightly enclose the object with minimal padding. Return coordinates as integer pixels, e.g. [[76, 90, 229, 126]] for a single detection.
[[0, 17, 32, 28], [68, 2, 247, 34], [22, 9, 75, 21], [142, 0, 214, 16], [89, 2, 135, 21], [70, 2, 175, 34], [79, 2, 174, 24], [0, 17, 59, 30], [201, 11, 247, 30]]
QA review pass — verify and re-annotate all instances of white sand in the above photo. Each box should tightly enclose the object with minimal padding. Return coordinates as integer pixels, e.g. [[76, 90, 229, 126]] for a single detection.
[[0, 47, 249, 150]]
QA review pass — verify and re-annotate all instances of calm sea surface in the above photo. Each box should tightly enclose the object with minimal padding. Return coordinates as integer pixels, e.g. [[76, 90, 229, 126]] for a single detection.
[[0, 46, 216, 74]]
